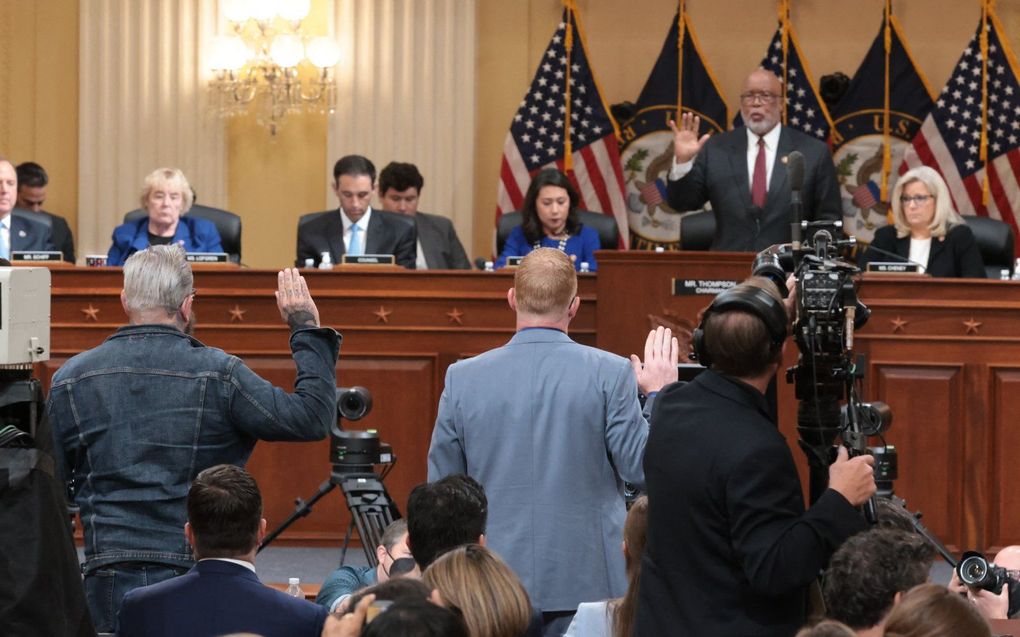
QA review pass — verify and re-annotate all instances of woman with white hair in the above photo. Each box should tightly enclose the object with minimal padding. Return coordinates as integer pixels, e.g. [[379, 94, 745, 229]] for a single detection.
[[107, 167, 223, 266], [861, 166, 985, 278]]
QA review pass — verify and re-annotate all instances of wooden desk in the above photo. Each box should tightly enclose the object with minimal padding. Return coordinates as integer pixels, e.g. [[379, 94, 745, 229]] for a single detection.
[[596, 250, 1020, 553], [42, 267, 596, 546]]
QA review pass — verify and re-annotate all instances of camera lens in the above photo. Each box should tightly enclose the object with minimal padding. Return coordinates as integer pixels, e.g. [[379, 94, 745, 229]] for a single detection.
[[336, 386, 372, 421], [959, 555, 989, 586]]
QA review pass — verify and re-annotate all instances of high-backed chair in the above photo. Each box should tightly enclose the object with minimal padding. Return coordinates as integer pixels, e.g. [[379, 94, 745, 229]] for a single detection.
[[678, 209, 715, 251], [123, 205, 242, 263], [963, 215, 1014, 278], [496, 210, 619, 255]]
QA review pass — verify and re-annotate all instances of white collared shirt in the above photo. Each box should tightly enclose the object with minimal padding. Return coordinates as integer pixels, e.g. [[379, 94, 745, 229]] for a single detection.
[[341, 207, 373, 252], [0, 214, 10, 259], [669, 124, 783, 194], [198, 557, 257, 573]]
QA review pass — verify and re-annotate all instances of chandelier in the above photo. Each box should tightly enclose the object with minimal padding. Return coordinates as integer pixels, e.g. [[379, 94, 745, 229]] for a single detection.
[[208, 0, 340, 135]]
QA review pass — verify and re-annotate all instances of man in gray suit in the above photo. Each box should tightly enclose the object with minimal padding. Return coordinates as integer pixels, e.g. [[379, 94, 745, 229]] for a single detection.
[[427, 248, 678, 636], [378, 162, 472, 269], [0, 157, 55, 260], [667, 67, 841, 251]]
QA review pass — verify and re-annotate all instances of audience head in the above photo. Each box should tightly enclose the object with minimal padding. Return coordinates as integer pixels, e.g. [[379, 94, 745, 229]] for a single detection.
[[423, 544, 532, 637], [346, 577, 433, 613], [378, 162, 424, 216], [823, 528, 934, 631], [185, 464, 264, 560], [795, 620, 857, 637], [521, 168, 581, 244], [359, 598, 469, 637], [407, 474, 487, 569], [740, 67, 783, 136], [332, 155, 376, 223], [0, 157, 15, 217], [510, 248, 579, 324], [882, 583, 991, 637], [122, 244, 195, 331], [376, 519, 418, 581], [890, 166, 961, 240], [699, 276, 787, 378], [614, 496, 649, 637], [14, 161, 48, 211], [141, 168, 194, 228], [875, 496, 920, 533]]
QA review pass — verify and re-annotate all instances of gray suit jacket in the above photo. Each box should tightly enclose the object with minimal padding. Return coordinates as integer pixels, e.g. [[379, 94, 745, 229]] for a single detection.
[[8, 210, 56, 254], [428, 328, 653, 612], [667, 125, 841, 251], [416, 212, 471, 270]]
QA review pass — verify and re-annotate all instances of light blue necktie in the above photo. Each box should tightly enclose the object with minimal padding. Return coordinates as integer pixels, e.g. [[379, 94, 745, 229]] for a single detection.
[[0, 219, 9, 260], [348, 223, 363, 256]]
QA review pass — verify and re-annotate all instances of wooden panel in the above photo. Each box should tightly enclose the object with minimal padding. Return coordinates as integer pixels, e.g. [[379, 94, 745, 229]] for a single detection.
[[990, 368, 1020, 550]]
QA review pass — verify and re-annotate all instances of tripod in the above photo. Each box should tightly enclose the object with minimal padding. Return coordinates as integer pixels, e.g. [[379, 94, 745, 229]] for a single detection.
[[258, 464, 399, 568]]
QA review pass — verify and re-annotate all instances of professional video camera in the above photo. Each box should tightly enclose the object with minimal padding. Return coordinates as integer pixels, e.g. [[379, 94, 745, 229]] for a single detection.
[[750, 151, 893, 521]]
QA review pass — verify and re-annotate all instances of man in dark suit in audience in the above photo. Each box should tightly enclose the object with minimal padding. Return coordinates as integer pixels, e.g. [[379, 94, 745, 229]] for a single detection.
[[15, 161, 75, 263], [666, 68, 842, 251], [296, 155, 416, 268], [405, 474, 488, 570], [0, 156, 55, 260], [117, 464, 328, 637], [378, 162, 472, 269]]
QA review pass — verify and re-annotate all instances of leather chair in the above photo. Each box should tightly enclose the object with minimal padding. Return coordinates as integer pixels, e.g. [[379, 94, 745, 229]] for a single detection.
[[496, 210, 619, 255], [963, 215, 1014, 278], [123, 204, 242, 263], [11, 208, 53, 229], [678, 209, 715, 251]]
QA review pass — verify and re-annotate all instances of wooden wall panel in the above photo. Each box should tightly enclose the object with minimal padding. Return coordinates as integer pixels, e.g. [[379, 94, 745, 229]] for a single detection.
[[989, 368, 1020, 550]]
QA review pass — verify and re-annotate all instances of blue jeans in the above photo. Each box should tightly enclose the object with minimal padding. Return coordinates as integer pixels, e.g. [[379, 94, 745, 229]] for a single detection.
[[84, 562, 187, 633]]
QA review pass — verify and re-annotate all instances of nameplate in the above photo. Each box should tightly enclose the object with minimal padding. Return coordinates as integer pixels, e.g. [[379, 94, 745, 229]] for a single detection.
[[866, 262, 923, 274], [184, 252, 229, 263], [672, 278, 738, 296], [11, 251, 62, 262], [341, 254, 396, 266], [506, 256, 524, 267]]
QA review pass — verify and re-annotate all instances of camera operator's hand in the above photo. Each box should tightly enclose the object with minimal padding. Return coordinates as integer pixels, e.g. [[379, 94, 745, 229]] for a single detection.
[[630, 326, 679, 394], [322, 594, 374, 637], [276, 268, 321, 329], [783, 274, 797, 328], [827, 446, 876, 506], [669, 112, 711, 165]]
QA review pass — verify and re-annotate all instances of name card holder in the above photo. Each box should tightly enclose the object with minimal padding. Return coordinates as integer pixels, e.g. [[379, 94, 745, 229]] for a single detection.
[[341, 254, 397, 266], [672, 278, 739, 296], [865, 262, 924, 274], [505, 256, 524, 267], [185, 252, 230, 264], [11, 251, 63, 262]]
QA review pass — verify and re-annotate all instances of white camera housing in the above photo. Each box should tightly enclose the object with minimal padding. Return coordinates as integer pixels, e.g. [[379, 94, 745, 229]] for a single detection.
[[0, 267, 51, 365]]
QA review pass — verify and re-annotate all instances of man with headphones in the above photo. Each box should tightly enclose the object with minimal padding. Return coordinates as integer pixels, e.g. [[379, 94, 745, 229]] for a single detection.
[[635, 277, 877, 637]]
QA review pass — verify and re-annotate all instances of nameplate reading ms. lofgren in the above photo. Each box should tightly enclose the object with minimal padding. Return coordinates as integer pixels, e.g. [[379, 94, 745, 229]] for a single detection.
[[672, 279, 739, 296]]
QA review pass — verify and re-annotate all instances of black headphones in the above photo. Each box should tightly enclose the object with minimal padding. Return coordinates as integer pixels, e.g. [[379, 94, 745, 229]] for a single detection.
[[691, 285, 789, 368]]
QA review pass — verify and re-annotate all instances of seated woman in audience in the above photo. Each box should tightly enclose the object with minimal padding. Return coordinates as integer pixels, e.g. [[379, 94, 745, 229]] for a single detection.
[[107, 167, 223, 266], [423, 544, 533, 637], [882, 583, 991, 637], [496, 168, 600, 271], [861, 166, 985, 278], [565, 495, 647, 637]]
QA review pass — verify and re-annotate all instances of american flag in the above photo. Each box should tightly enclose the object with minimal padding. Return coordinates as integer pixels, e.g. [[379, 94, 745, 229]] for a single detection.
[[496, 5, 628, 247], [900, 13, 1020, 246], [737, 24, 833, 142]]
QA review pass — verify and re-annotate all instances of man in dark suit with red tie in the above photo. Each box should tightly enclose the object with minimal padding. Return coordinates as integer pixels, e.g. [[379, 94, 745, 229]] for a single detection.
[[667, 68, 841, 252]]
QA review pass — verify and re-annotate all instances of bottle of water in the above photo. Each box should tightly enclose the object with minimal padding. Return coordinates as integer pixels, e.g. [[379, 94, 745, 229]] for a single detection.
[[579, 261, 590, 273], [318, 252, 333, 270], [303, 258, 314, 269], [1001, 268, 1010, 281], [286, 577, 302, 598], [484, 261, 494, 272]]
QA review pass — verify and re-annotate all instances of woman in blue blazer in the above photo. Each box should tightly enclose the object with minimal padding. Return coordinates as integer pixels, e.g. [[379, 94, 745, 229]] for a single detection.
[[496, 168, 600, 271], [107, 168, 223, 266]]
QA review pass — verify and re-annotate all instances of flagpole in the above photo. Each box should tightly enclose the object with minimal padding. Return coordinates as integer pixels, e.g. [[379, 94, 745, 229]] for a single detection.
[[779, 0, 789, 124], [563, 0, 574, 173], [979, 0, 991, 206], [677, 0, 685, 117], [880, 0, 892, 201]]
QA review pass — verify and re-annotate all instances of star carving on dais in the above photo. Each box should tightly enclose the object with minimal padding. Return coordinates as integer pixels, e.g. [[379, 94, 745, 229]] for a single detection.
[[446, 307, 465, 325], [81, 304, 100, 321], [963, 318, 982, 335], [228, 305, 246, 323], [890, 316, 909, 333], [373, 306, 393, 324]]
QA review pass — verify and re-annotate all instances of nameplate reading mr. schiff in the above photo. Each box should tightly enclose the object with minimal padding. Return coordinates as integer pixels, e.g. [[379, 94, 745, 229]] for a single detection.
[[11, 251, 63, 262]]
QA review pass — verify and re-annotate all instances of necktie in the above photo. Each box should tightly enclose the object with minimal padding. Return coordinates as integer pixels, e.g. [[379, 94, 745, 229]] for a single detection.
[[348, 223, 363, 256], [0, 219, 9, 260], [751, 137, 767, 208]]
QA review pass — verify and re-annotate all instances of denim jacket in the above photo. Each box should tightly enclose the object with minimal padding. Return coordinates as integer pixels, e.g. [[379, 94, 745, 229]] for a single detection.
[[46, 324, 340, 574]]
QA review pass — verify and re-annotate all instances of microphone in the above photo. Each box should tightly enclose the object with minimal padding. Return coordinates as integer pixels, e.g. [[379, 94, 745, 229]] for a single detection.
[[747, 205, 763, 239], [787, 151, 805, 250]]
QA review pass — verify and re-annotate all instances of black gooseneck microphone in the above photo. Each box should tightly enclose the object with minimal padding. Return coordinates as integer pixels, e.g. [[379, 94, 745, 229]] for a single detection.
[[787, 150, 805, 250]]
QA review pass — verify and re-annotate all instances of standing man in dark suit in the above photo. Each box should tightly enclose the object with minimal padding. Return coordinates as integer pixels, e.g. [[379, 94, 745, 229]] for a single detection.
[[667, 68, 842, 251], [117, 464, 328, 637], [15, 161, 76, 263], [636, 278, 876, 637], [378, 162, 472, 269], [0, 157, 55, 260], [296, 155, 416, 268]]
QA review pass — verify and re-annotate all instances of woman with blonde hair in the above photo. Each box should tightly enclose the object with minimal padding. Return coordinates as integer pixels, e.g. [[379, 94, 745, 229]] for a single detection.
[[861, 165, 985, 278], [422, 544, 533, 637]]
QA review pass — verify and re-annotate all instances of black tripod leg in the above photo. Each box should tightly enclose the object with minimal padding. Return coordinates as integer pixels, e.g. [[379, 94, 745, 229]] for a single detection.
[[258, 479, 336, 552]]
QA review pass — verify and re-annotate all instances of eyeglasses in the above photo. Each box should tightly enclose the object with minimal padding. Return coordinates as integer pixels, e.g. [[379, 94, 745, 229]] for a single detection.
[[899, 195, 934, 206], [739, 92, 780, 105]]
